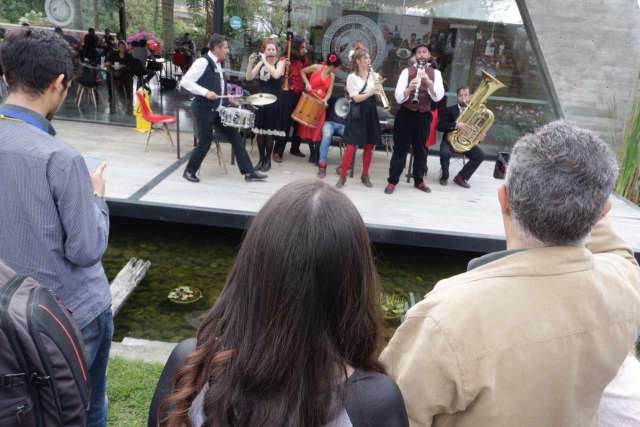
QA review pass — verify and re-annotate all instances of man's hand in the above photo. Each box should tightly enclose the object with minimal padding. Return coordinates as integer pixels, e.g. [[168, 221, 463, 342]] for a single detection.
[[206, 91, 218, 101], [91, 161, 107, 197], [457, 122, 471, 132]]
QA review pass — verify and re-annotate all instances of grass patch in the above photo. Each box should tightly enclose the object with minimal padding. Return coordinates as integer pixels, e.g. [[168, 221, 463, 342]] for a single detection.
[[108, 357, 164, 427]]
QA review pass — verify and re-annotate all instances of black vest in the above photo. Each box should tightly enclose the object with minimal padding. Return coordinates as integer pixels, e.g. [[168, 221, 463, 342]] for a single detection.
[[193, 55, 224, 110]]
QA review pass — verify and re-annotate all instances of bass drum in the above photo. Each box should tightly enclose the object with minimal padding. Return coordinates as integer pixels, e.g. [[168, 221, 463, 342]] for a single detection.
[[291, 92, 326, 128]]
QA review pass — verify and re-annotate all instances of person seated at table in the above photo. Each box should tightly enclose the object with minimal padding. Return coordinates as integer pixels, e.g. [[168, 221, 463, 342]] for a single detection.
[[105, 40, 135, 107]]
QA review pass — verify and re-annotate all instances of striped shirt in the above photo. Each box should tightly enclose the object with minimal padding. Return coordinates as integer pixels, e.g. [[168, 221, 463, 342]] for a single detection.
[[0, 104, 110, 329]]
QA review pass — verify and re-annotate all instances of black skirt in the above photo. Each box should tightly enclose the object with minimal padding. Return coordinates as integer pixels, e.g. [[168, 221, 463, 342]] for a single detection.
[[342, 96, 381, 147], [252, 69, 286, 137]]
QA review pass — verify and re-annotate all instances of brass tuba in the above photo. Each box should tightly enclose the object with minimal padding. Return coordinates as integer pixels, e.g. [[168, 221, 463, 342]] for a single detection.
[[447, 70, 506, 153]]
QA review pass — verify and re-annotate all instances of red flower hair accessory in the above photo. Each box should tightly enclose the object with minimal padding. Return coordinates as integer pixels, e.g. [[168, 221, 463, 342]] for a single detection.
[[355, 42, 365, 49], [328, 53, 337, 63]]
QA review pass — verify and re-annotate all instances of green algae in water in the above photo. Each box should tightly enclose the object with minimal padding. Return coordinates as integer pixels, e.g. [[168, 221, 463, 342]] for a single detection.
[[106, 218, 476, 342]]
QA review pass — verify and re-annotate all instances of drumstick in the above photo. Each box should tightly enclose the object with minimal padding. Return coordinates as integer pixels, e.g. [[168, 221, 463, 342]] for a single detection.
[[217, 94, 244, 99]]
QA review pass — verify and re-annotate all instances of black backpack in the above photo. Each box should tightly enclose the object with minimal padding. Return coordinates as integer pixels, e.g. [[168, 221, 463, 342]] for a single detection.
[[0, 262, 89, 426]]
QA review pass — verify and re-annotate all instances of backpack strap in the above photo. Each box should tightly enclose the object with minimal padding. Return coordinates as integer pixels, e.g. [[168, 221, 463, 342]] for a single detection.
[[0, 276, 30, 386]]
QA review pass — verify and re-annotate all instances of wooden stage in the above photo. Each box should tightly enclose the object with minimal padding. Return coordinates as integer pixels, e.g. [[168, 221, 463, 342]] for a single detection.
[[56, 119, 640, 257]]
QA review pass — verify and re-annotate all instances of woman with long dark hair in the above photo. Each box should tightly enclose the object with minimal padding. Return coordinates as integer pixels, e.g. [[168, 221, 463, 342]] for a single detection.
[[149, 180, 408, 427], [273, 36, 309, 162], [298, 52, 341, 165], [336, 48, 383, 189]]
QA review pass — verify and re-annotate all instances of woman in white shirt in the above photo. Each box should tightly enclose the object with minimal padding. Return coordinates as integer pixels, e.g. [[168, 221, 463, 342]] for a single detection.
[[336, 48, 383, 188]]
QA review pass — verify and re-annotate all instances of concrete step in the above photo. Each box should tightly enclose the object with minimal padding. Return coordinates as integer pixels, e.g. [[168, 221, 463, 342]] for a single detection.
[[109, 337, 178, 365]]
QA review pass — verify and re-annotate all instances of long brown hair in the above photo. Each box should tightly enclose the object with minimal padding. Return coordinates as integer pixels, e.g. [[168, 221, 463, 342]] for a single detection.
[[350, 47, 368, 73], [160, 179, 384, 427]]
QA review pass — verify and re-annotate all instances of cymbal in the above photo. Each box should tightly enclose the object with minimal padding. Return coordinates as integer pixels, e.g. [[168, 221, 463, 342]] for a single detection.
[[245, 93, 277, 106]]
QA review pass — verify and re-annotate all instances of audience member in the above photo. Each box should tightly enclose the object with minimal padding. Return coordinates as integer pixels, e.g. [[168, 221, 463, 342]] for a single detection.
[[598, 354, 640, 427], [105, 40, 135, 106], [149, 180, 409, 427], [0, 28, 112, 427], [381, 121, 640, 426], [82, 27, 100, 64]]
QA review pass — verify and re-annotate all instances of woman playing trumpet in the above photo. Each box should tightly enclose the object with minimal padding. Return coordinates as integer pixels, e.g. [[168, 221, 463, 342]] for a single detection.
[[336, 47, 383, 189], [245, 38, 286, 171]]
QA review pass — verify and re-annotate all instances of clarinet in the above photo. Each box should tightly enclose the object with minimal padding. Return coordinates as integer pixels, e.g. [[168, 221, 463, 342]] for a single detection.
[[412, 59, 428, 103]]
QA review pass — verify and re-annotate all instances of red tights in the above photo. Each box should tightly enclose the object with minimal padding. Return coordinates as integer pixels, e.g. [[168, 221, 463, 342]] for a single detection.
[[339, 144, 373, 177]]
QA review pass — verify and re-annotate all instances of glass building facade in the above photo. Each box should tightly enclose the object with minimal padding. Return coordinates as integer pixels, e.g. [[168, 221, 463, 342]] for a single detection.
[[222, 0, 558, 154]]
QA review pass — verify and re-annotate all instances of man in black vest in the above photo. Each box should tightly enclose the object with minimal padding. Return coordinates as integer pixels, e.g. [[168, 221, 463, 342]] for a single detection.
[[437, 86, 485, 188], [385, 44, 445, 194], [181, 34, 266, 183]]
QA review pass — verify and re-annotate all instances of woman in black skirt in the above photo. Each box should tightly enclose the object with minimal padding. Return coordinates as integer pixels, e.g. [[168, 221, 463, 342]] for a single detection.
[[245, 38, 285, 172], [336, 47, 383, 188]]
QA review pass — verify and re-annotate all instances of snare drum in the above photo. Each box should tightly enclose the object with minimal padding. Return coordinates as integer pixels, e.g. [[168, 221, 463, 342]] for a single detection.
[[291, 92, 326, 128], [219, 107, 255, 129]]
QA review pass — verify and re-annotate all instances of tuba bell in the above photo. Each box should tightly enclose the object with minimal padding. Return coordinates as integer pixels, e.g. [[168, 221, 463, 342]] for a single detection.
[[447, 70, 506, 153]]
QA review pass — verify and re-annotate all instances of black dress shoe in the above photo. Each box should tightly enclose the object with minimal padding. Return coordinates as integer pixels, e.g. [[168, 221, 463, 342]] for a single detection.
[[439, 177, 448, 186], [244, 171, 267, 181], [260, 159, 271, 172], [183, 170, 200, 183], [290, 150, 306, 158]]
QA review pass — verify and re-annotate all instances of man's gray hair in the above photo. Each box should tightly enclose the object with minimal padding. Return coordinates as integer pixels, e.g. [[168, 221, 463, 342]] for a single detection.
[[506, 120, 618, 246]]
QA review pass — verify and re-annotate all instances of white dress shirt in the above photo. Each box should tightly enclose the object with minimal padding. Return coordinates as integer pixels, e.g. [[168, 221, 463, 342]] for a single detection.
[[394, 65, 444, 104], [346, 73, 376, 99], [179, 51, 225, 99]]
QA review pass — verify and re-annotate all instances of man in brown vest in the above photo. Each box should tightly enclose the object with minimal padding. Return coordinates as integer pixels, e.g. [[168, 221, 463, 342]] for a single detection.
[[385, 44, 445, 194]]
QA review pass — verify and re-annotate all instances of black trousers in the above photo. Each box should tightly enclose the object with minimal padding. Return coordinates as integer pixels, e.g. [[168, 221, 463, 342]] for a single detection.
[[388, 107, 431, 186], [274, 91, 302, 156], [439, 140, 484, 181], [185, 103, 254, 175]]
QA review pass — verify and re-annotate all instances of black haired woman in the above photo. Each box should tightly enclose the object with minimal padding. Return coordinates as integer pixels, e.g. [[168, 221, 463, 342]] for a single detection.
[[298, 52, 341, 165], [245, 38, 285, 172], [149, 180, 409, 427], [273, 35, 309, 162]]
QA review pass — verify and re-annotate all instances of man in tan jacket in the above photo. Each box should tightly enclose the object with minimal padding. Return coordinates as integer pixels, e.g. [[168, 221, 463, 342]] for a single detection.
[[381, 121, 640, 427]]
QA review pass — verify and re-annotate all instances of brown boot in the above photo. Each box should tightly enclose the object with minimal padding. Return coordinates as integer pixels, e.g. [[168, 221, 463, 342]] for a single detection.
[[336, 176, 347, 188], [361, 175, 373, 187]]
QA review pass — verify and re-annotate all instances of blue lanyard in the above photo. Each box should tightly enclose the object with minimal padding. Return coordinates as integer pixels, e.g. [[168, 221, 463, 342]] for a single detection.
[[0, 108, 51, 134]]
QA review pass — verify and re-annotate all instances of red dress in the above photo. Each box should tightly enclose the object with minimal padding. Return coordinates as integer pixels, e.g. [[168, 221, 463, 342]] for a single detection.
[[297, 66, 332, 142]]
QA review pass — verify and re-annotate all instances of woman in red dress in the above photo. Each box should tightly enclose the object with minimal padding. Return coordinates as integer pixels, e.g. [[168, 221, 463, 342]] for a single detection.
[[298, 53, 341, 164]]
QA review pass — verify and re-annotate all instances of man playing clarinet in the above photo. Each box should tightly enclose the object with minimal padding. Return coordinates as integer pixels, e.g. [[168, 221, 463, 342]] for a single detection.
[[384, 43, 444, 194]]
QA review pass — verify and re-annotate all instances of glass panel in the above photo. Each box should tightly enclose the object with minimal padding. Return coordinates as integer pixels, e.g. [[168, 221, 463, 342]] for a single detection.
[[224, 0, 558, 154]]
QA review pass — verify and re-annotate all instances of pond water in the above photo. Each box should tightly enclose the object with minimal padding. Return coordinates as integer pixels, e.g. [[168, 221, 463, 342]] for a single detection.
[[104, 218, 478, 342]]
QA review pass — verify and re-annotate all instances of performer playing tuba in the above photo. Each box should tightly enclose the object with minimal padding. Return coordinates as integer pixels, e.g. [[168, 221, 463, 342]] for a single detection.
[[384, 43, 445, 194], [437, 86, 485, 188]]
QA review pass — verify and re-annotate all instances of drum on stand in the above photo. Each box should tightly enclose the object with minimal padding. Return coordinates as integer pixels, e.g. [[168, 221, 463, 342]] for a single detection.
[[291, 92, 326, 128], [219, 107, 255, 129]]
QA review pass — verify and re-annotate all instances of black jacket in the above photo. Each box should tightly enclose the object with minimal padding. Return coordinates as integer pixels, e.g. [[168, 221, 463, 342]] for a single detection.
[[437, 104, 462, 142]]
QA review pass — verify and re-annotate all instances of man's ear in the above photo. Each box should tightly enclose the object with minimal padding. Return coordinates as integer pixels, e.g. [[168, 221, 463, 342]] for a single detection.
[[600, 198, 612, 220], [50, 74, 66, 94], [498, 184, 510, 216]]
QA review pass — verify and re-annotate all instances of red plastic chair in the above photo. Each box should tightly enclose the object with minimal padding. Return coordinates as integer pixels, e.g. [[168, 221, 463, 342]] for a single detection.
[[135, 90, 177, 151]]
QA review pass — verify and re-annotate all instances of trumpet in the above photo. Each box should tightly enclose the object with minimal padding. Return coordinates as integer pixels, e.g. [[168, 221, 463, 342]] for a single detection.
[[370, 65, 390, 111], [412, 59, 428, 103]]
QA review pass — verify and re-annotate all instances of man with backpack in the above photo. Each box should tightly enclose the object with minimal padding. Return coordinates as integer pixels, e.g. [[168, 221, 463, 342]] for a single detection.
[[0, 28, 112, 427]]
